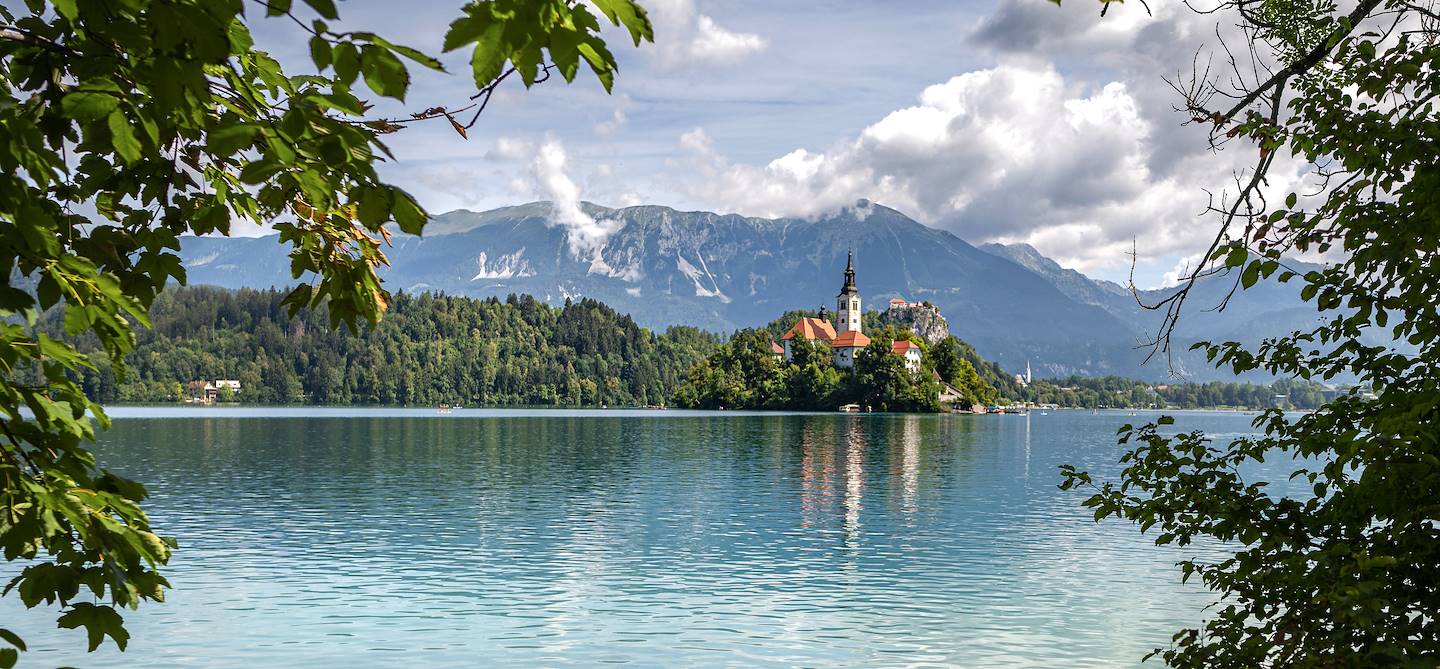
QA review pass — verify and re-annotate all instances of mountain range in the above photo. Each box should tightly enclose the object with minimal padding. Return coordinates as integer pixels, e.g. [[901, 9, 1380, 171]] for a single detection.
[[177, 200, 1317, 381]]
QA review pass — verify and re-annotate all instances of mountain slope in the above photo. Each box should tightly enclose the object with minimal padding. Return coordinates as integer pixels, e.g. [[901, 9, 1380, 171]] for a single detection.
[[178, 201, 1307, 380]]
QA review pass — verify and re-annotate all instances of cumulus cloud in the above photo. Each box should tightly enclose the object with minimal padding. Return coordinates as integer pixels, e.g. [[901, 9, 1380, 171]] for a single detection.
[[647, 0, 767, 68], [669, 62, 1310, 276], [1160, 252, 1207, 288], [501, 136, 625, 262]]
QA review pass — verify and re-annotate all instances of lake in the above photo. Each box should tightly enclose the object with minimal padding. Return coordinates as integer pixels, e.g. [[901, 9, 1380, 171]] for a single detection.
[[2, 408, 1284, 667]]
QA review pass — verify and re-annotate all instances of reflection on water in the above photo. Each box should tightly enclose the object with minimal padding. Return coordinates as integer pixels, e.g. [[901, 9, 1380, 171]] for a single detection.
[[0, 410, 1263, 668]]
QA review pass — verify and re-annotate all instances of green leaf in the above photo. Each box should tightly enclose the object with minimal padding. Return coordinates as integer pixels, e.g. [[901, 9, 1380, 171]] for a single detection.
[[360, 45, 409, 100], [354, 186, 390, 227], [1241, 261, 1260, 289], [0, 629, 25, 652], [578, 39, 616, 92], [227, 18, 255, 53], [466, 22, 509, 86], [443, 7, 492, 52], [61, 92, 118, 121], [238, 159, 284, 184], [56, 604, 129, 652], [301, 0, 337, 20], [390, 189, 426, 235], [264, 0, 291, 16], [206, 125, 258, 156], [1224, 245, 1247, 269], [333, 41, 360, 85], [357, 33, 443, 71], [309, 36, 332, 70], [108, 111, 142, 163], [591, 0, 654, 45]]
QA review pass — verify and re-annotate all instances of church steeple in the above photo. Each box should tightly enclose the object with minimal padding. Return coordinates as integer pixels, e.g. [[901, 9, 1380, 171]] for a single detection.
[[836, 250, 861, 333], [839, 250, 858, 296]]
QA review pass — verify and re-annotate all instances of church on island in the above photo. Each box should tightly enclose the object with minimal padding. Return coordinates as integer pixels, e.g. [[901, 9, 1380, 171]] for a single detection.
[[778, 252, 924, 372]]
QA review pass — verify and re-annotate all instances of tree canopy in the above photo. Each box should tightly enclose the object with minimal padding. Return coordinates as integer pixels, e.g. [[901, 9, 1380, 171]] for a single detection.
[[41, 286, 719, 407], [0, 0, 651, 663], [1060, 0, 1439, 665]]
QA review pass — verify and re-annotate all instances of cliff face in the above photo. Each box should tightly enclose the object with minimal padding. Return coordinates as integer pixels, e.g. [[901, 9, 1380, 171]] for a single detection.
[[882, 303, 950, 345]]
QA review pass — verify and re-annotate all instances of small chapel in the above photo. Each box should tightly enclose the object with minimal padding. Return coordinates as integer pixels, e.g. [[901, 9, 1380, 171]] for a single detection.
[[778, 252, 874, 369]]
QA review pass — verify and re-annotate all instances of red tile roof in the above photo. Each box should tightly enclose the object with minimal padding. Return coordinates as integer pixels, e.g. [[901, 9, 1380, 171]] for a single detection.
[[892, 340, 920, 355], [770, 342, 784, 354], [830, 330, 871, 348], [780, 317, 836, 342]]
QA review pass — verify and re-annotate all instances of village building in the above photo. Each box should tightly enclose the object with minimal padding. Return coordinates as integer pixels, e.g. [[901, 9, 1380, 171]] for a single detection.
[[938, 380, 967, 404], [185, 379, 242, 403], [891, 340, 922, 372], [779, 312, 837, 360]]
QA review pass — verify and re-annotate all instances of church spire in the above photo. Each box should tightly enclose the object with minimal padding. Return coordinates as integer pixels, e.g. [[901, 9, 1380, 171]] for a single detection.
[[839, 249, 858, 296], [836, 249, 861, 333]]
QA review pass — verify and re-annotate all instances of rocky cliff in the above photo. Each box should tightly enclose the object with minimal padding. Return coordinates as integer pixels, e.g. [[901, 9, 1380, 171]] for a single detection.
[[880, 302, 951, 345]]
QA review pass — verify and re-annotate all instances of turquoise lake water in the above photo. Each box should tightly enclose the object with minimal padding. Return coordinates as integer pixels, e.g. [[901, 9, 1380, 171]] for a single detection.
[[2, 408, 1287, 667]]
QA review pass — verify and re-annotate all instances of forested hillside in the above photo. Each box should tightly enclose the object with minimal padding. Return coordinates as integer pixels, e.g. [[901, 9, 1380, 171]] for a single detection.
[[53, 287, 721, 406], [1021, 376, 1331, 410], [38, 286, 1332, 411]]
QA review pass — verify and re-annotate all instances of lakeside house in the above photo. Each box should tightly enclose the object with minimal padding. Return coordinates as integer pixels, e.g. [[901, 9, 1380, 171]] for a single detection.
[[186, 379, 242, 403], [891, 340, 922, 372]]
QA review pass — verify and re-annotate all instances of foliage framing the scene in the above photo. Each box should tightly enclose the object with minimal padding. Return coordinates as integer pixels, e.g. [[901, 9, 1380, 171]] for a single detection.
[[0, 0, 651, 663], [1059, 0, 1439, 666]]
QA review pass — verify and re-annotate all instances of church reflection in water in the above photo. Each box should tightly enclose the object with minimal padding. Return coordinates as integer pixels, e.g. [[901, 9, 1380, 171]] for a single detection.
[[796, 415, 933, 544]]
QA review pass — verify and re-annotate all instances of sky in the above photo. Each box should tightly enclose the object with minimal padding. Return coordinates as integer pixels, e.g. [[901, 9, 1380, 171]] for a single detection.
[[247, 0, 1313, 288]]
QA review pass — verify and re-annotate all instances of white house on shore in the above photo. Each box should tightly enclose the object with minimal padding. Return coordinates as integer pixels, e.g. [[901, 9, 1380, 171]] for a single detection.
[[891, 340, 922, 372]]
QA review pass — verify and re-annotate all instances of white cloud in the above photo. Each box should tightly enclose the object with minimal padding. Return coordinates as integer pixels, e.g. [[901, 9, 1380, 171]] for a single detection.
[[690, 14, 767, 64], [647, 0, 767, 68], [535, 139, 622, 257], [594, 95, 631, 137], [507, 136, 625, 261], [488, 136, 535, 161], [1160, 252, 1206, 288], [669, 62, 1311, 277]]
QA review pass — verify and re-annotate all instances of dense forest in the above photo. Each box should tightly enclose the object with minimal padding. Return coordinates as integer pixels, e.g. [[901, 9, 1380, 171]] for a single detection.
[[48, 286, 720, 406], [1020, 376, 1332, 410], [34, 286, 1336, 410]]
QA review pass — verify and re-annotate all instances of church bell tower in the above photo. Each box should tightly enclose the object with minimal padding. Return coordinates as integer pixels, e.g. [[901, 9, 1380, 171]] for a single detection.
[[836, 251, 861, 333]]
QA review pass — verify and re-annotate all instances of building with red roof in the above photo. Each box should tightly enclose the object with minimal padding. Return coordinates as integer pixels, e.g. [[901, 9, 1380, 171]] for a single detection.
[[779, 317, 837, 343], [891, 340, 922, 372], [830, 329, 871, 368]]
